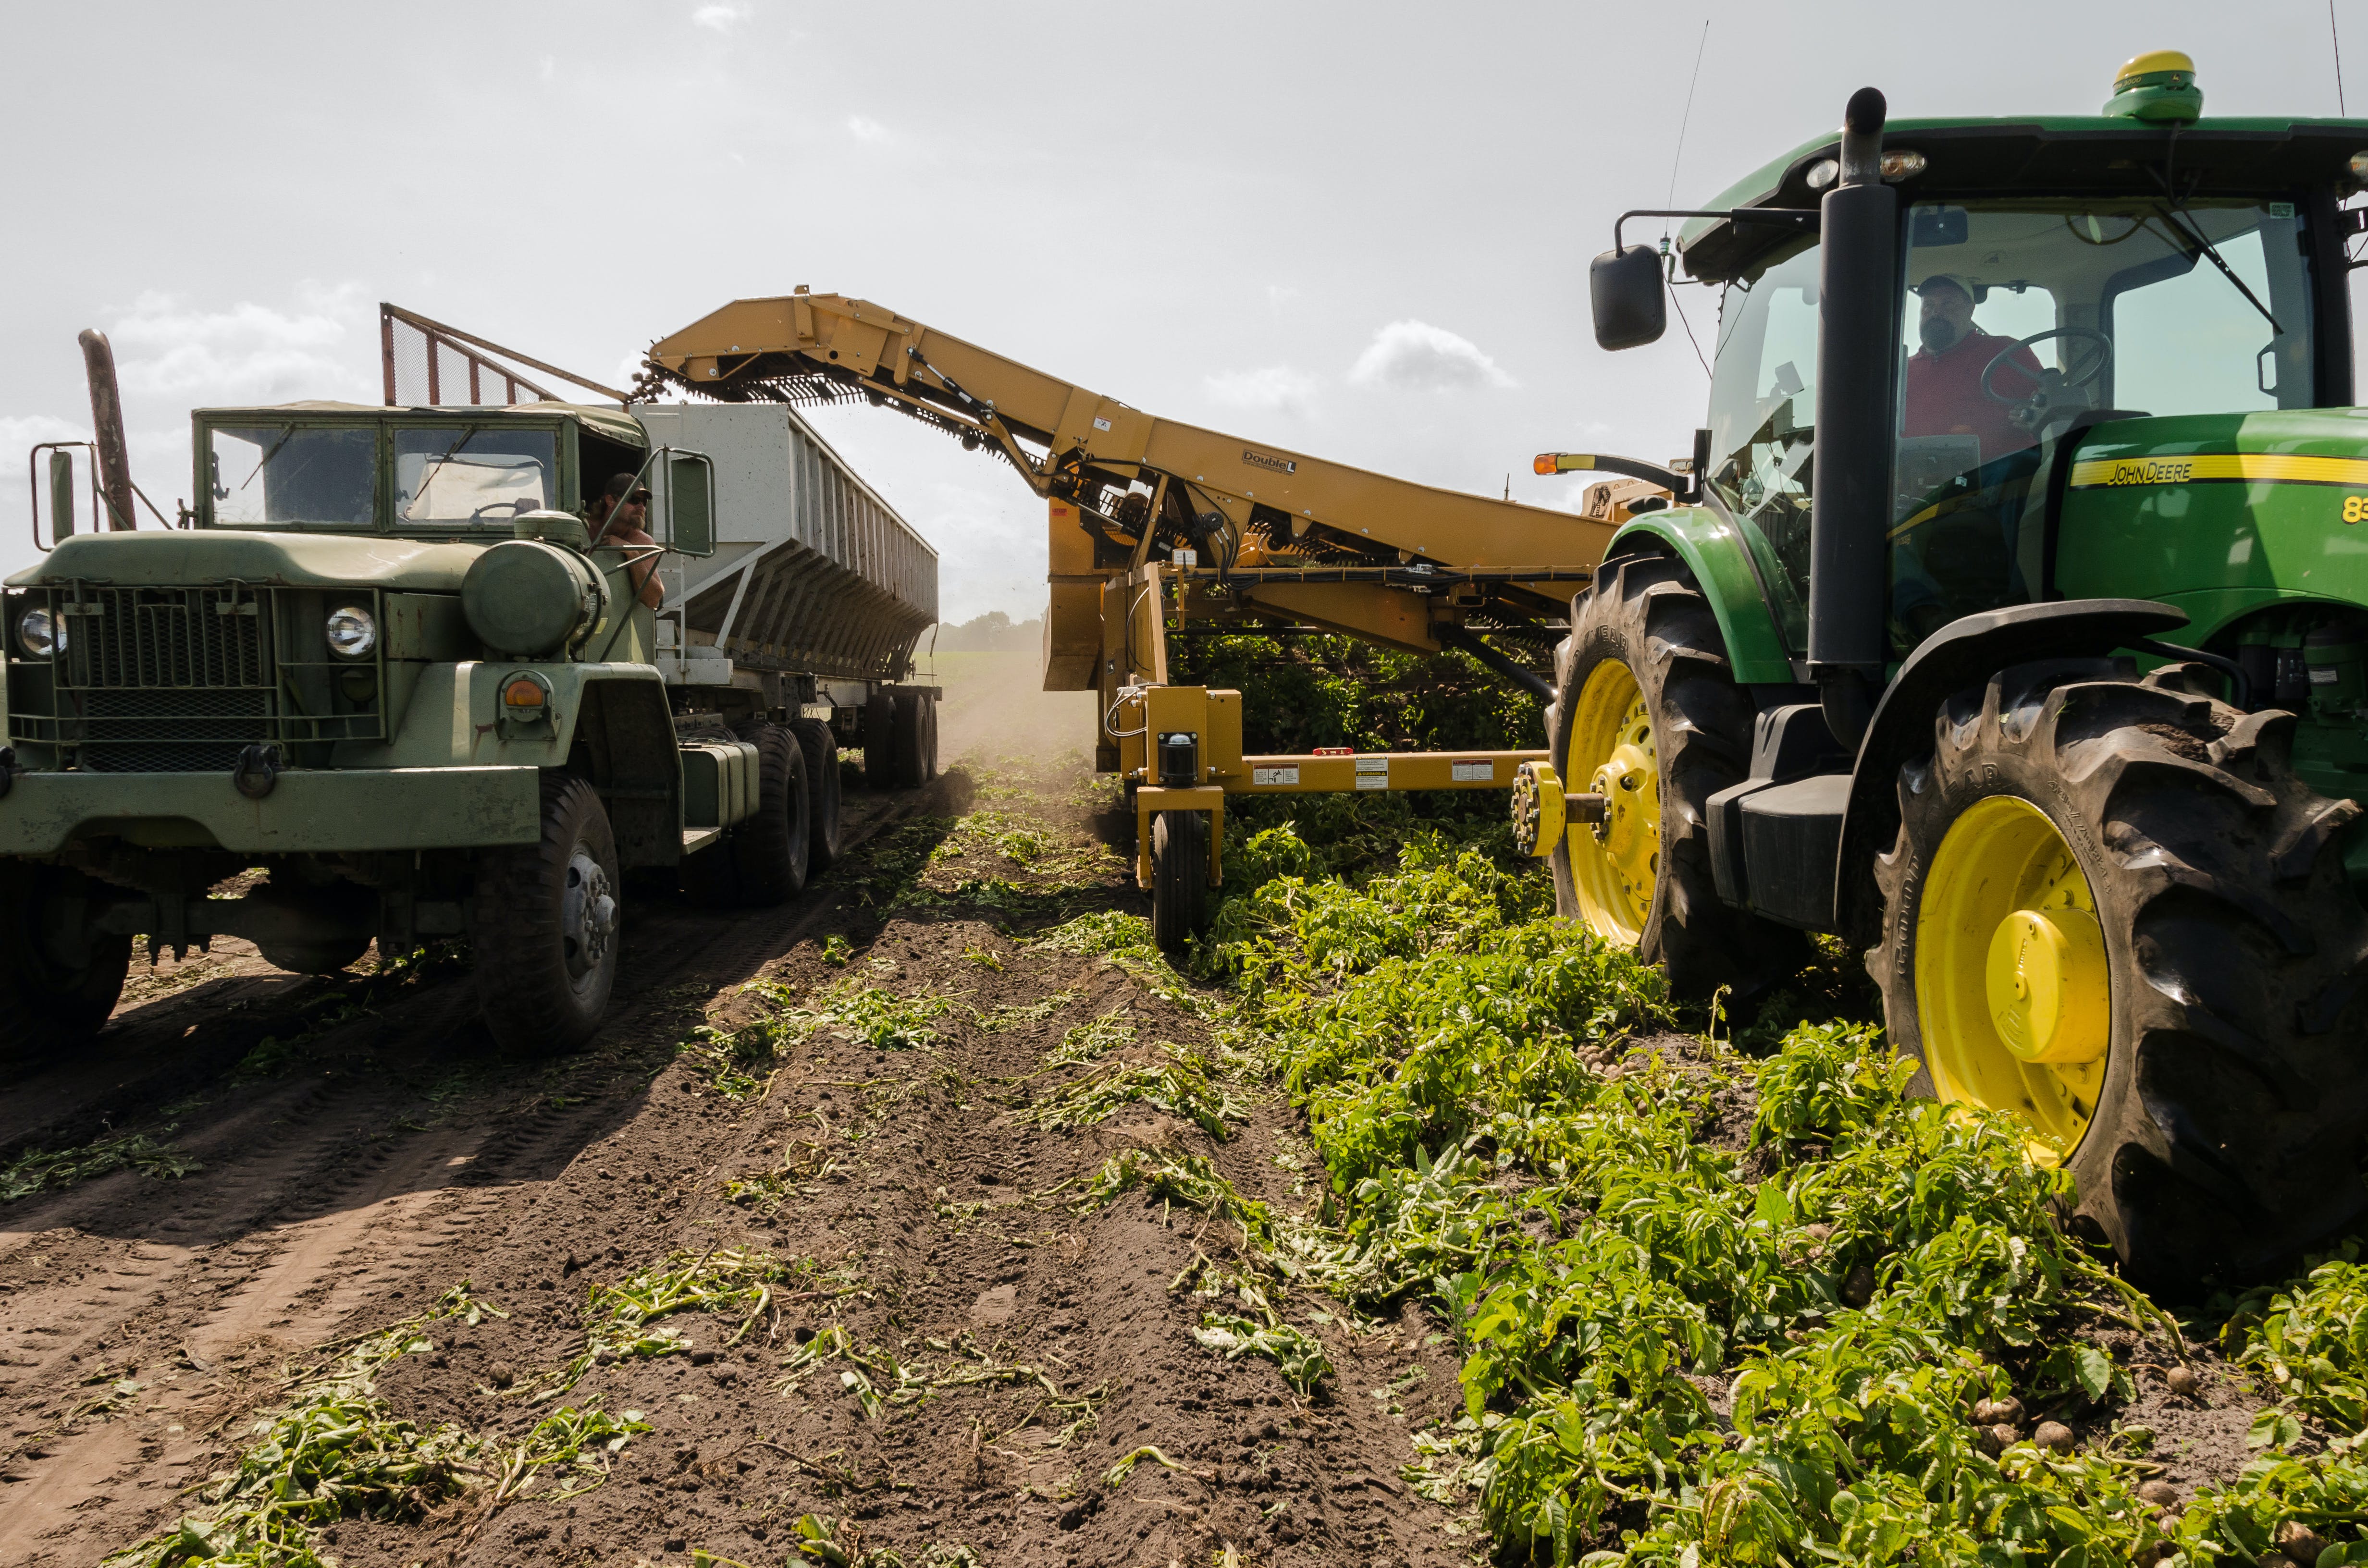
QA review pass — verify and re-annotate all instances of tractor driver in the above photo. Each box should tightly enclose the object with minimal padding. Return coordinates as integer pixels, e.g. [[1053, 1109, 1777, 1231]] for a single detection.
[[1901, 273, 2044, 463], [588, 472, 667, 609]]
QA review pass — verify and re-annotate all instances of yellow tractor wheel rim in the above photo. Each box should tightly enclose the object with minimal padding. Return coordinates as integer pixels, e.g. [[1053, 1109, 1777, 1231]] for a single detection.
[[1565, 660, 1659, 945], [1916, 795, 2111, 1164]]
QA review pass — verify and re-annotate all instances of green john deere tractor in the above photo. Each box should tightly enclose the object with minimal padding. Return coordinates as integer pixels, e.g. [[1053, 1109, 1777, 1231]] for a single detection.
[[1516, 51, 2368, 1286]]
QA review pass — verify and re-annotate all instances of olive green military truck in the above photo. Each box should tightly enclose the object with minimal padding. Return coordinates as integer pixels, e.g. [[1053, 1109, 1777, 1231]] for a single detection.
[[3, 356, 939, 1062]]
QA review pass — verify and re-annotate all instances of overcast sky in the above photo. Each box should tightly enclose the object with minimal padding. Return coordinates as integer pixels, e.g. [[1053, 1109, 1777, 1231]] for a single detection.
[[3, 1, 2363, 622]]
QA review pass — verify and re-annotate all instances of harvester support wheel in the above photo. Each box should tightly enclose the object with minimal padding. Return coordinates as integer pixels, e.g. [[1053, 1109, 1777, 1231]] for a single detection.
[[725, 719, 813, 905], [473, 774, 620, 1056], [1150, 808, 1209, 955], [0, 862, 131, 1070], [792, 717, 843, 872], [1549, 552, 1806, 1001], [864, 689, 899, 791], [1873, 658, 2368, 1286]]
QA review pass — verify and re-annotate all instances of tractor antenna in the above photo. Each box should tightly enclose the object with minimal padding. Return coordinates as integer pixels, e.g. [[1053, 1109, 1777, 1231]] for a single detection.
[[1661, 20, 1712, 237], [2335, 0, 2350, 114]]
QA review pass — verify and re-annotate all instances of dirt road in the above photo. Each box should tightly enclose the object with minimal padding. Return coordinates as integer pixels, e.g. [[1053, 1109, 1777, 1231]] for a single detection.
[[1, 728, 1467, 1564]]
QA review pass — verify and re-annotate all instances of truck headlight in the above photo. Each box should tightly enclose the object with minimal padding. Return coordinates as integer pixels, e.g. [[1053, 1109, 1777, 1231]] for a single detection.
[[16, 606, 63, 658], [326, 605, 377, 657]]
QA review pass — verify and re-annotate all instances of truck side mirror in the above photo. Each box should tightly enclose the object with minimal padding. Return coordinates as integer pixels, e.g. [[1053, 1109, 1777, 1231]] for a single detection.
[[1591, 245, 1667, 351], [666, 452, 715, 556]]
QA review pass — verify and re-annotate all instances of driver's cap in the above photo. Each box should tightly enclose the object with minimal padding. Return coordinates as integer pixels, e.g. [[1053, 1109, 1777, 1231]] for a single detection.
[[1915, 272, 1982, 304]]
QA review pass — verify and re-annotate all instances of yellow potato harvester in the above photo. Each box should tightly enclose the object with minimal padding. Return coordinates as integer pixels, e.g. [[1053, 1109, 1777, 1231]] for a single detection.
[[642, 291, 1645, 945]]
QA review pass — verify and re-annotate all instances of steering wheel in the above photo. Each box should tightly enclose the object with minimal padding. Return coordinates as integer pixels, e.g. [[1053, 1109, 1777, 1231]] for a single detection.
[[1980, 327, 2113, 431]]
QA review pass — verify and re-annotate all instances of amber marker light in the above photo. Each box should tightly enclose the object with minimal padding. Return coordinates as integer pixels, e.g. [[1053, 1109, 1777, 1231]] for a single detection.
[[504, 678, 546, 708]]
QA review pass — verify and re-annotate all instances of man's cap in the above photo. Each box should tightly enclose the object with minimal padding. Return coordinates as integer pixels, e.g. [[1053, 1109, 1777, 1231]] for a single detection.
[[1916, 272, 1981, 304], [603, 472, 653, 502]]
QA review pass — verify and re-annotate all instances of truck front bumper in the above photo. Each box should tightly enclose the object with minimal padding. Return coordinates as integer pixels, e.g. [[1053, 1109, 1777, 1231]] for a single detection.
[[0, 766, 543, 856]]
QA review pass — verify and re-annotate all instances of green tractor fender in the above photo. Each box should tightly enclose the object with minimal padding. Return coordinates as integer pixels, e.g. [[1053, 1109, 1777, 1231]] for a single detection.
[[1605, 510, 1795, 685], [1829, 598, 2188, 942]]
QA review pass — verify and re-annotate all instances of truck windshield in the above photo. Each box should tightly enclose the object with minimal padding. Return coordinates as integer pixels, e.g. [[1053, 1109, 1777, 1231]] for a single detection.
[[209, 424, 376, 527], [1703, 195, 2317, 653], [394, 426, 557, 525]]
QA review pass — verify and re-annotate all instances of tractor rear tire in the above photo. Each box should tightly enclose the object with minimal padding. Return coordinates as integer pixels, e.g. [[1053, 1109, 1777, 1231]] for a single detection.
[[1872, 659, 2368, 1287], [865, 689, 899, 791], [0, 862, 131, 1071], [1548, 552, 1806, 1002], [726, 719, 813, 905], [474, 774, 620, 1056], [792, 717, 843, 872], [1150, 809, 1209, 956]]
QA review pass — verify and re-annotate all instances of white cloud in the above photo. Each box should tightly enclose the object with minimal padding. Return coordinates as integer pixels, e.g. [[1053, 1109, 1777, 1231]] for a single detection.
[[108, 282, 370, 403], [1202, 365, 1317, 415], [692, 3, 750, 31], [845, 115, 891, 144], [0, 412, 87, 449], [1347, 319, 1517, 392], [1264, 284, 1301, 314]]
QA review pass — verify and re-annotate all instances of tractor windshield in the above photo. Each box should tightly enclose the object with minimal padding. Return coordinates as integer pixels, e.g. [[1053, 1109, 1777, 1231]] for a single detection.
[[1704, 196, 2318, 654]]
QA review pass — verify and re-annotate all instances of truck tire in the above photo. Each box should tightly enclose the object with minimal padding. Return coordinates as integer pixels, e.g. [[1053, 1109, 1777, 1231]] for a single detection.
[[1872, 659, 2368, 1287], [727, 720, 812, 905], [0, 863, 131, 1069], [473, 774, 620, 1056], [1150, 808, 1209, 955], [791, 717, 842, 872], [892, 689, 930, 790], [922, 693, 939, 781], [1549, 552, 1806, 1001], [864, 689, 899, 791]]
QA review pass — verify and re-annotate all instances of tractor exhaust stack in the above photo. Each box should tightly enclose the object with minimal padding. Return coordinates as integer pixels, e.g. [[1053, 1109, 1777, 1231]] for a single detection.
[[1807, 87, 1898, 749], [78, 328, 137, 532]]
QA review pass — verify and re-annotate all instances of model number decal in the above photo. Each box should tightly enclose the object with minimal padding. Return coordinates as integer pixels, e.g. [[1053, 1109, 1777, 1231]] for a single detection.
[[2343, 495, 2368, 525]]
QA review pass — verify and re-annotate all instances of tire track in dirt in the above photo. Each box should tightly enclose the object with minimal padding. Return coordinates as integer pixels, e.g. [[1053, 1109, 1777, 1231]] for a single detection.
[[0, 777, 961, 1566]]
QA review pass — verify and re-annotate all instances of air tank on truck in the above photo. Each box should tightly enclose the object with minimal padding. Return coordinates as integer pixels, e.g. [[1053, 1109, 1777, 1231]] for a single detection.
[[0, 310, 940, 1066]]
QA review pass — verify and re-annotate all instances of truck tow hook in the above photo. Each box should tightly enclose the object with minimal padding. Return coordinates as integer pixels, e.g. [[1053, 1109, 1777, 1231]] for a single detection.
[[232, 743, 284, 800]]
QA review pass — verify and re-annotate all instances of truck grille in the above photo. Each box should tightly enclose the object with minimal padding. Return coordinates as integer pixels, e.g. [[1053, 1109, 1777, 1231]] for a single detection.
[[75, 690, 274, 773], [5, 581, 387, 768], [59, 586, 271, 692]]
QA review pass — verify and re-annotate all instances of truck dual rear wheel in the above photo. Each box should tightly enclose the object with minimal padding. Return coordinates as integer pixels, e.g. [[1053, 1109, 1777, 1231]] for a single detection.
[[685, 722, 813, 906], [1150, 808, 1209, 955], [0, 863, 132, 1070], [865, 690, 899, 790], [1549, 553, 1806, 1001], [792, 717, 843, 872], [892, 689, 936, 790], [474, 774, 620, 1056], [1874, 659, 2368, 1286]]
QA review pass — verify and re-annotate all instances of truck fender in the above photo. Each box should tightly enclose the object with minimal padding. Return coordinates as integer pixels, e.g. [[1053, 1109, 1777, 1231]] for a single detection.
[[1604, 511, 1793, 685], [571, 674, 682, 869], [1831, 598, 2189, 943]]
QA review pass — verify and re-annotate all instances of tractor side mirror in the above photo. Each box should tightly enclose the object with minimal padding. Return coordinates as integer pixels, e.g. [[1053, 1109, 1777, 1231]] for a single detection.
[[1590, 245, 1667, 351]]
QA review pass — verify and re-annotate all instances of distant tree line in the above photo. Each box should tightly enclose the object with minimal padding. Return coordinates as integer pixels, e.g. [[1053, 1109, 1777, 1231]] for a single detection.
[[930, 611, 1042, 652]]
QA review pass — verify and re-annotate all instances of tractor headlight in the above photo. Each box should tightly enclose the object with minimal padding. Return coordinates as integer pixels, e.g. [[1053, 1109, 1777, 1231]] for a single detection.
[[325, 605, 377, 658], [16, 605, 63, 658]]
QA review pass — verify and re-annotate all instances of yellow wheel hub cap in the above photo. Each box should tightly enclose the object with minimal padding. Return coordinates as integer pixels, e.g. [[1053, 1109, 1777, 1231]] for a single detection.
[[1917, 795, 2111, 1163], [1566, 661, 1658, 944]]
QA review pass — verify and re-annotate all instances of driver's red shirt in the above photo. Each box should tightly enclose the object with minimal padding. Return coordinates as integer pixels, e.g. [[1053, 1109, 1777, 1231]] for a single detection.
[[1903, 329, 2043, 462]]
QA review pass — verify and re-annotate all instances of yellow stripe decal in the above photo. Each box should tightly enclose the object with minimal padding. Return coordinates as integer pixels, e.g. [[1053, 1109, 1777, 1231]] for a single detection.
[[2069, 453, 2368, 489]]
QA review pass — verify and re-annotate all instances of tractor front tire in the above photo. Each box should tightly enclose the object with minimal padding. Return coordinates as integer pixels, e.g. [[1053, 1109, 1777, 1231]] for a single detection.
[[0, 862, 131, 1071], [474, 774, 621, 1056], [1549, 552, 1806, 1001], [1150, 809, 1209, 956], [1873, 659, 2368, 1287]]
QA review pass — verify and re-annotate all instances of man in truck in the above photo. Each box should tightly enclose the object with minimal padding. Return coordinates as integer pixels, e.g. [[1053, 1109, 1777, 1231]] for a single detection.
[[588, 471, 667, 608]]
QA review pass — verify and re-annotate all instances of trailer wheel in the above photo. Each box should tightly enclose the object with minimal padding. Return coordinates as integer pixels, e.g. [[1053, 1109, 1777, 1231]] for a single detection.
[[727, 720, 812, 904], [791, 718, 842, 872], [1872, 659, 2368, 1286], [473, 774, 619, 1056], [1549, 552, 1806, 1000], [1150, 809, 1209, 955], [864, 689, 899, 791], [0, 863, 131, 1069], [892, 689, 931, 791]]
